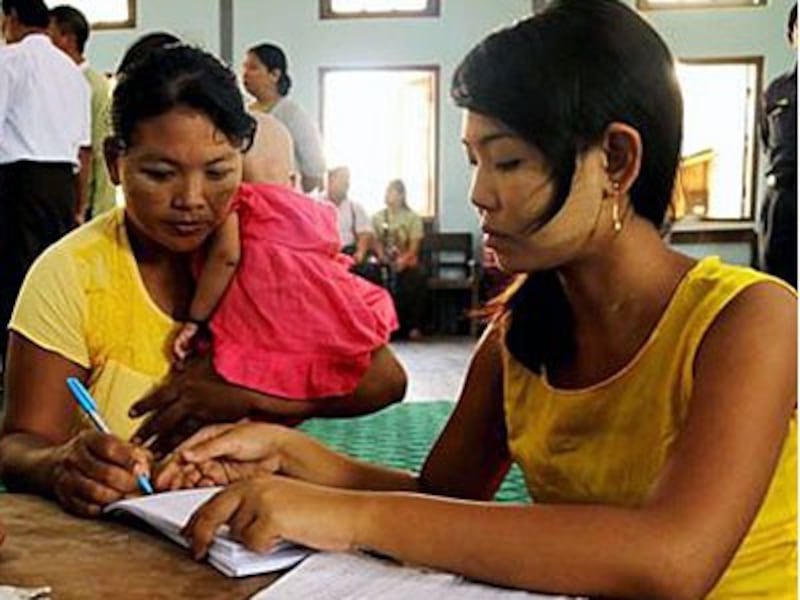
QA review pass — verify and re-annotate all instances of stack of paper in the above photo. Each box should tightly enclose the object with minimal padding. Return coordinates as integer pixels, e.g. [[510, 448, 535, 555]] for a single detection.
[[104, 487, 310, 577], [252, 551, 584, 599]]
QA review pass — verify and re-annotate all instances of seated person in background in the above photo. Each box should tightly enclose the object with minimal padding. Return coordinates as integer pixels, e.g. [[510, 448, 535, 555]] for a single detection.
[[319, 166, 382, 284], [165, 2, 794, 597], [323, 167, 373, 261], [373, 179, 426, 340], [0, 45, 406, 518]]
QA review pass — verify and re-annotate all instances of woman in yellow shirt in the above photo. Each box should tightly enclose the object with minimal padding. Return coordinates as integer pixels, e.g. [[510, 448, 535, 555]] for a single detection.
[[0, 45, 405, 517], [167, 1, 795, 597]]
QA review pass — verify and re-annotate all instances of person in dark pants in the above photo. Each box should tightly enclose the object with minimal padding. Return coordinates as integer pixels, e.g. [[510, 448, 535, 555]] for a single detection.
[[372, 179, 427, 340], [0, 0, 90, 359], [759, 3, 797, 288]]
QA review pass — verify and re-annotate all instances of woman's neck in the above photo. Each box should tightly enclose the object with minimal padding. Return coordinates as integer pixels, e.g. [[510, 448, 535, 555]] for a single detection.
[[251, 88, 280, 112], [125, 216, 195, 319], [561, 218, 693, 351], [125, 216, 190, 270], [541, 217, 695, 388]]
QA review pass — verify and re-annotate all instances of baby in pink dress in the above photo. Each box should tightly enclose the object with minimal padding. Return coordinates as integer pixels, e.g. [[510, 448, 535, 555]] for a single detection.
[[173, 182, 398, 399]]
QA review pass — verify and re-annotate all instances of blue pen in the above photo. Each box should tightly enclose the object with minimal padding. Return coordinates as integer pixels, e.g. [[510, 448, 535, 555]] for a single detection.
[[66, 377, 154, 495]]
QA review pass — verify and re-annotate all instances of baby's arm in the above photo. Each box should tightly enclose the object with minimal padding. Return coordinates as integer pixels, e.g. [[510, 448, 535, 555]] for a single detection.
[[174, 212, 241, 362], [189, 211, 241, 323]]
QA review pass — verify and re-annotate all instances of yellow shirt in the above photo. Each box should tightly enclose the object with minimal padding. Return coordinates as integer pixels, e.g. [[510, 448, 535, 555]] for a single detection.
[[10, 207, 178, 440], [502, 257, 796, 598], [371, 207, 424, 255]]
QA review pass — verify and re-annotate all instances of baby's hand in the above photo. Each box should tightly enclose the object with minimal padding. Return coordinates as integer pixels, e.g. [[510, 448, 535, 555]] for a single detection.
[[173, 322, 200, 366]]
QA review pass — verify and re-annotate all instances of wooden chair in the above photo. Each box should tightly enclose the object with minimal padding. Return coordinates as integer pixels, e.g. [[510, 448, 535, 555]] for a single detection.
[[423, 232, 480, 336]]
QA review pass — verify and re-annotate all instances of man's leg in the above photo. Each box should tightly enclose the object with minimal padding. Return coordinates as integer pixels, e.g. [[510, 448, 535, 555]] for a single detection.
[[0, 162, 76, 358]]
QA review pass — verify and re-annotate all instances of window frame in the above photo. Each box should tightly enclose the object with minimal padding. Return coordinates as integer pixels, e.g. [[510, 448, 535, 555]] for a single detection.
[[319, 64, 441, 218], [75, 0, 136, 30], [637, 0, 765, 10], [319, 0, 440, 20], [676, 55, 764, 221]]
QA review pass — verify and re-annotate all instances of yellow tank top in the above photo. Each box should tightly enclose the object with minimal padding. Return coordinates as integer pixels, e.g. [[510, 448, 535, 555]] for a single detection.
[[10, 207, 178, 439], [502, 257, 796, 598]]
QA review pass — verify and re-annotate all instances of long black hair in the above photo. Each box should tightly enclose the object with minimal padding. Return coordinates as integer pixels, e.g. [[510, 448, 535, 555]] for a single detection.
[[111, 44, 256, 152], [451, 0, 683, 373]]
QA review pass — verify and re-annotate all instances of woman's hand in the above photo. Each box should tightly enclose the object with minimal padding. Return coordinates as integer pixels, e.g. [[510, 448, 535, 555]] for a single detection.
[[129, 358, 256, 455], [154, 422, 288, 490], [51, 430, 152, 517], [395, 253, 418, 272], [182, 475, 364, 559], [154, 421, 366, 493]]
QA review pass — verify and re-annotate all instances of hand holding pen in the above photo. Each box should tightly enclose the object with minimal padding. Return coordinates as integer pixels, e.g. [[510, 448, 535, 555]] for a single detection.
[[67, 377, 154, 495], [50, 378, 155, 517]]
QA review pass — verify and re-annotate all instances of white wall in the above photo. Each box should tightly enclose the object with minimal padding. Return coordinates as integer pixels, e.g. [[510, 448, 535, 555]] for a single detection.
[[233, 0, 532, 232], [83, 0, 796, 234], [85, 0, 219, 74], [627, 0, 796, 219]]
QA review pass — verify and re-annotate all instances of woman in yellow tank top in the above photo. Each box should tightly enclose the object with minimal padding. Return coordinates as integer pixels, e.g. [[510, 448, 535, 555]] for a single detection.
[[156, 1, 795, 597]]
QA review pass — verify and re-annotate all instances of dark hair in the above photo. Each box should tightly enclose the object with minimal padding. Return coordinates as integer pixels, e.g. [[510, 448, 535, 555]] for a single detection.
[[386, 179, 408, 209], [789, 4, 797, 39], [452, 0, 683, 373], [249, 43, 292, 96], [49, 5, 89, 54], [111, 44, 256, 151], [2, 0, 49, 27], [116, 31, 181, 76]]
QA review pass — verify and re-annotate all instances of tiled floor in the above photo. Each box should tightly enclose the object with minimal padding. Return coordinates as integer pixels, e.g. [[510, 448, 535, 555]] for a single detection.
[[390, 335, 478, 402]]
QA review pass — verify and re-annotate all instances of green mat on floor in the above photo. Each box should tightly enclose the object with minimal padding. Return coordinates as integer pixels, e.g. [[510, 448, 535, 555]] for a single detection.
[[299, 401, 530, 503]]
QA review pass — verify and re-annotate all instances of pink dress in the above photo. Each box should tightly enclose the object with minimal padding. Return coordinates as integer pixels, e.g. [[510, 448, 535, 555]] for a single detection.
[[209, 183, 398, 399]]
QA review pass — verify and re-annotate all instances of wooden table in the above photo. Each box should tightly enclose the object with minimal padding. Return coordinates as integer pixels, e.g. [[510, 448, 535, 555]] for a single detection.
[[0, 494, 279, 599]]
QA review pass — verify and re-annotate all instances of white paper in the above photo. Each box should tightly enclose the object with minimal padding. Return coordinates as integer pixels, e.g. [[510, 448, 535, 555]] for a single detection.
[[104, 487, 309, 577], [251, 552, 580, 599]]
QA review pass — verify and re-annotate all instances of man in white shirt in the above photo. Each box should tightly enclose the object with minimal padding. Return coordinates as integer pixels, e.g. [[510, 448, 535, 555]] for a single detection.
[[323, 166, 374, 262], [321, 166, 384, 286], [0, 0, 90, 358]]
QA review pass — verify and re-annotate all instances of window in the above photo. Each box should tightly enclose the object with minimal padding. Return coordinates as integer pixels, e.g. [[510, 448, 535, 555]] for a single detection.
[[321, 67, 438, 217], [637, 0, 765, 10], [321, 0, 440, 19], [44, 0, 135, 29], [674, 58, 761, 220]]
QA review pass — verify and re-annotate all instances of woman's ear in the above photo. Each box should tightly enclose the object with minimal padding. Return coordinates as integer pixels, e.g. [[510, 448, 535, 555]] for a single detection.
[[103, 137, 123, 185], [601, 122, 642, 196]]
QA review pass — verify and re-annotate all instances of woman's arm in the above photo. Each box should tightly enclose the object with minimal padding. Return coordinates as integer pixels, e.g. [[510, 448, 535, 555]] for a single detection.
[[396, 237, 421, 271], [131, 344, 408, 453], [0, 334, 151, 516], [159, 326, 510, 496], [354, 283, 797, 598], [186, 282, 796, 599]]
